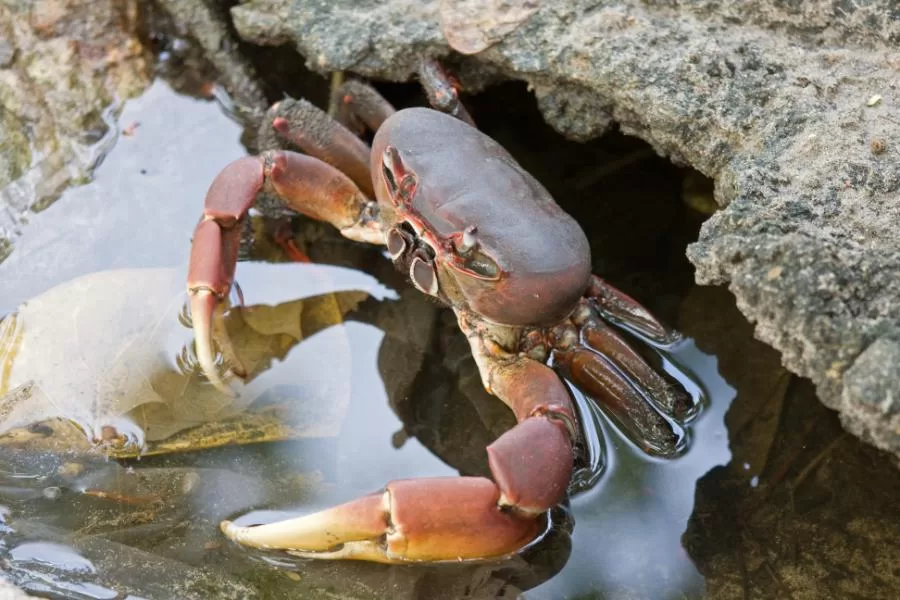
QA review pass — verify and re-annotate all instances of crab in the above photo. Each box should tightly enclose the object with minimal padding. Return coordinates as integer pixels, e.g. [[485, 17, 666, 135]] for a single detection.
[[187, 60, 699, 564]]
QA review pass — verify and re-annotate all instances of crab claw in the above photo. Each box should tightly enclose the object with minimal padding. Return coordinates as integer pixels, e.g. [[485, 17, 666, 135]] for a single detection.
[[222, 413, 573, 562], [187, 149, 381, 393], [188, 289, 230, 393], [221, 478, 540, 563]]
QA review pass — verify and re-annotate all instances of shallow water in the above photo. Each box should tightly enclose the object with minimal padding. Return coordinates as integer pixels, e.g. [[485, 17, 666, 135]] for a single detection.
[[1, 78, 898, 600]]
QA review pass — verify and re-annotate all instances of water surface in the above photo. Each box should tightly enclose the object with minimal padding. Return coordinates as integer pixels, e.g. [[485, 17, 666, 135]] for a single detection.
[[2, 77, 897, 600]]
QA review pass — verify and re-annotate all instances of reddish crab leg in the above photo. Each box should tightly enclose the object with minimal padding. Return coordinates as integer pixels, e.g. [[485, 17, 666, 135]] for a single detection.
[[332, 80, 398, 134], [263, 98, 375, 197], [187, 151, 381, 392], [418, 58, 476, 126], [221, 330, 576, 562], [586, 275, 680, 345], [555, 347, 686, 458], [572, 302, 693, 419]]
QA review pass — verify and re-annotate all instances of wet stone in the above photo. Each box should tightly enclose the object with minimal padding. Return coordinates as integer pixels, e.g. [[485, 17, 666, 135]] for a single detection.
[[0, 0, 151, 259], [222, 0, 900, 460], [841, 337, 900, 453], [843, 338, 900, 416]]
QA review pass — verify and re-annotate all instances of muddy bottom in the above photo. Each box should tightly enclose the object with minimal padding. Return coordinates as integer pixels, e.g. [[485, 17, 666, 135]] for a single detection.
[[0, 77, 897, 600]]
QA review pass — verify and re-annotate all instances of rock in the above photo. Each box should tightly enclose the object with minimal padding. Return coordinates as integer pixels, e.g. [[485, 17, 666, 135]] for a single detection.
[[679, 286, 900, 599], [0, 0, 152, 261], [227, 0, 900, 460], [0, 577, 38, 599], [151, 0, 267, 123]]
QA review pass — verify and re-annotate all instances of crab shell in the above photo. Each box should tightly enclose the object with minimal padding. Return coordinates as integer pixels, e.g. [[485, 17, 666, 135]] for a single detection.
[[370, 108, 592, 327]]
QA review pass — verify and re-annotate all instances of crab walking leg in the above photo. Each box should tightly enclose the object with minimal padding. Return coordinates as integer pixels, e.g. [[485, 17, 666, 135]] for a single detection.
[[262, 98, 375, 197], [571, 301, 694, 419], [555, 346, 687, 458], [586, 275, 681, 345], [417, 58, 476, 126], [332, 80, 398, 134], [187, 151, 382, 393], [221, 329, 576, 562]]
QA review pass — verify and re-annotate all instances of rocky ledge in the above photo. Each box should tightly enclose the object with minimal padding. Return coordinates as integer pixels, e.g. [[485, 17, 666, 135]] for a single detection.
[[0, 0, 153, 260], [226, 0, 900, 459]]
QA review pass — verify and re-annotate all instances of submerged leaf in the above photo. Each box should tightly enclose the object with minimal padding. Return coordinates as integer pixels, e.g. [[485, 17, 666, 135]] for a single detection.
[[0, 268, 186, 441], [0, 265, 373, 454]]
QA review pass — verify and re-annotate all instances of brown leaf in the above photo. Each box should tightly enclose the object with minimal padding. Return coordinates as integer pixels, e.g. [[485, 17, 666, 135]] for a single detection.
[[0, 267, 367, 452]]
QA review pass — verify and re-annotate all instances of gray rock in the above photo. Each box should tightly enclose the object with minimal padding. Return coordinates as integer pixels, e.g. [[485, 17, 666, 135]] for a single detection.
[[842, 338, 900, 448], [228, 0, 900, 460], [153, 0, 267, 123], [0, 577, 38, 599], [0, 0, 152, 261]]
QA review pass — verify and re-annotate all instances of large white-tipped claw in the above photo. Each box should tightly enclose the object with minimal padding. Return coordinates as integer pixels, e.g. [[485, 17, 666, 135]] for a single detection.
[[220, 518, 391, 562], [221, 493, 388, 552]]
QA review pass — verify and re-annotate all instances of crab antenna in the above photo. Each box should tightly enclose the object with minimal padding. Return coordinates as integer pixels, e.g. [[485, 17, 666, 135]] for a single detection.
[[455, 225, 478, 254]]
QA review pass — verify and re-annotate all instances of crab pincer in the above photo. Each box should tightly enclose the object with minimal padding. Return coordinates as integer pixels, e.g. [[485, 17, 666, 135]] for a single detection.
[[222, 360, 575, 562], [186, 148, 381, 393]]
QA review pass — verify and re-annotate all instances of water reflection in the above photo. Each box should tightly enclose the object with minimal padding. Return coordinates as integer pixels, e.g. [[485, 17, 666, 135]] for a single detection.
[[0, 263, 396, 453], [0, 79, 248, 313], [10, 542, 97, 573], [528, 342, 733, 599]]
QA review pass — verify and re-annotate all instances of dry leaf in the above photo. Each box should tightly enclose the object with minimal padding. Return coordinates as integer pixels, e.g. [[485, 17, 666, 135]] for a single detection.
[[0, 265, 375, 452]]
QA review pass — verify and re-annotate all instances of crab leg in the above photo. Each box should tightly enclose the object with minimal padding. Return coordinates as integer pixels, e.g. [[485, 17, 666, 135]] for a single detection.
[[221, 317, 576, 562], [555, 345, 686, 458], [261, 98, 375, 197], [417, 59, 476, 126], [332, 80, 397, 134], [572, 302, 694, 419], [586, 275, 680, 345], [187, 151, 381, 392]]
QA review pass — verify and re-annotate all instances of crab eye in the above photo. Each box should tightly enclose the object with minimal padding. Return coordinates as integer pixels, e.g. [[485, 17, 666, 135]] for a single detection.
[[410, 257, 439, 295], [462, 251, 500, 280], [381, 146, 417, 205], [381, 147, 401, 195]]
